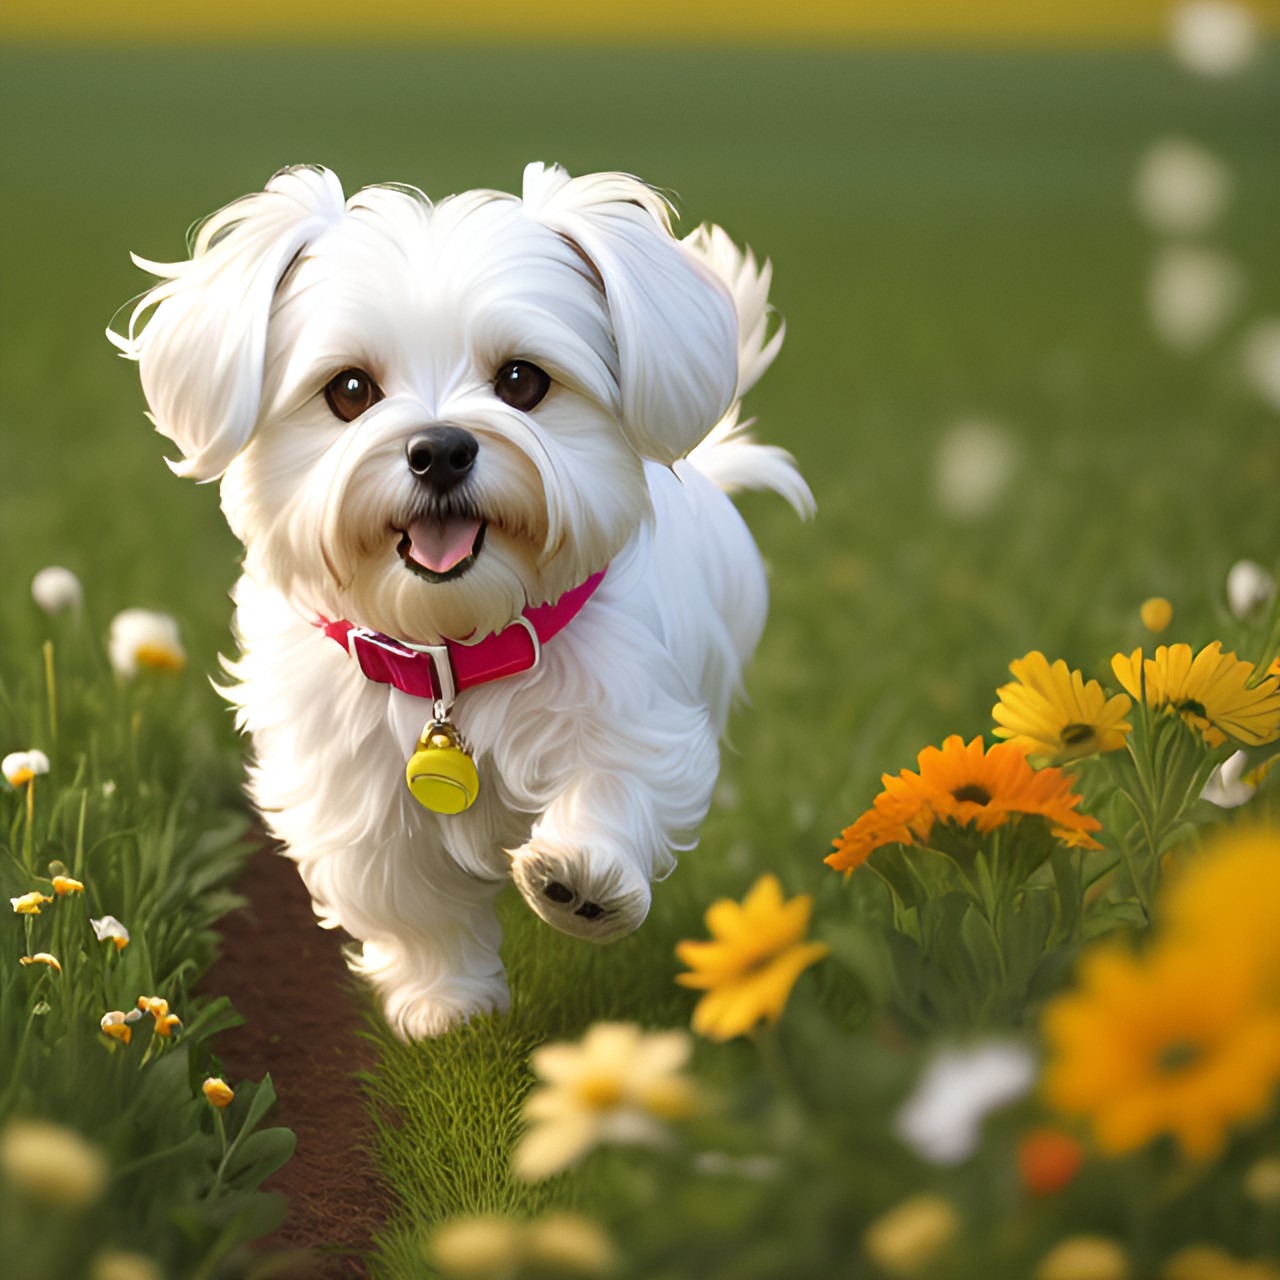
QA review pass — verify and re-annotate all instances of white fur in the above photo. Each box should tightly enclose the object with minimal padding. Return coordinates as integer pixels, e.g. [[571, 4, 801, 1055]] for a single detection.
[[111, 163, 813, 1038]]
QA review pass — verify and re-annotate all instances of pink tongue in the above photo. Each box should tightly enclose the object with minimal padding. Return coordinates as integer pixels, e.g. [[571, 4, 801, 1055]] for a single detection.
[[406, 515, 483, 574]]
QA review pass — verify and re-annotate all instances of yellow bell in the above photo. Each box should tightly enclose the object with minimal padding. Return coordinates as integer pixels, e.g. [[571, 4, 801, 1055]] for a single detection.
[[405, 720, 480, 814]]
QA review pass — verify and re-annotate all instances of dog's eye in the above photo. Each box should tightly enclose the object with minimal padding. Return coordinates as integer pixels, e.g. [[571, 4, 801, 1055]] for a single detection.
[[494, 360, 550, 412], [324, 368, 384, 421]]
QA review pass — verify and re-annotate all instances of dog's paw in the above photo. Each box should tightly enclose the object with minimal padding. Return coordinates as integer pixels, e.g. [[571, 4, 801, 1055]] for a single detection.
[[355, 939, 510, 1040], [509, 838, 651, 942]]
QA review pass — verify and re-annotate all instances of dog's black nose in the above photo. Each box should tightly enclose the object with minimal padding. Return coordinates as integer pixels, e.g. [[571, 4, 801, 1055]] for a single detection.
[[406, 427, 478, 491]]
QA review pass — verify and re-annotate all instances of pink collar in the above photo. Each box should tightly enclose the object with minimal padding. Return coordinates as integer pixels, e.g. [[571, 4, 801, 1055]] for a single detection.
[[318, 569, 606, 706]]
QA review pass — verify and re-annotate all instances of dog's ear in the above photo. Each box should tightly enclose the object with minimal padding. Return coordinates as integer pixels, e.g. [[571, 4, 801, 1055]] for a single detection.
[[109, 166, 346, 481], [521, 163, 739, 465]]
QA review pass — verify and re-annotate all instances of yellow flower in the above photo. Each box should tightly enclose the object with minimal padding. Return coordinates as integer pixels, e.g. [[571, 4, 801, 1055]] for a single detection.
[[0, 1118, 108, 1207], [1243, 1155, 1280, 1205], [90, 916, 130, 949], [3, 749, 49, 788], [99, 1009, 143, 1045], [1162, 1244, 1280, 1280], [19, 953, 62, 972], [1140, 597, 1174, 633], [993, 651, 1132, 762], [1042, 941, 1280, 1160], [1159, 827, 1280, 1002], [1112, 642, 1280, 747], [90, 1252, 164, 1280], [430, 1215, 524, 1276], [675, 873, 830, 1040], [10, 892, 54, 915], [861, 1193, 960, 1277], [202, 1078, 234, 1109], [51, 874, 84, 895], [512, 1022, 697, 1180], [524, 1212, 617, 1274], [428, 1210, 614, 1278], [1035, 1236, 1129, 1280]]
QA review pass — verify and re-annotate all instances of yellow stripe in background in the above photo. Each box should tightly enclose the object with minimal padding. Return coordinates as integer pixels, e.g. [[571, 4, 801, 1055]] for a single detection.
[[2, 0, 1276, 45]]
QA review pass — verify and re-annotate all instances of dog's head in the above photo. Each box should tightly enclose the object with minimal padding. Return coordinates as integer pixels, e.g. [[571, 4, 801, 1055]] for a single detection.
[[112, 163, 740, 644]]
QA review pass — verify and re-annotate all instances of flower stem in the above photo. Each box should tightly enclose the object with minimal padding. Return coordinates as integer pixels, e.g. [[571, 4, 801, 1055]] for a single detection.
[[43, 640, 58, 745]]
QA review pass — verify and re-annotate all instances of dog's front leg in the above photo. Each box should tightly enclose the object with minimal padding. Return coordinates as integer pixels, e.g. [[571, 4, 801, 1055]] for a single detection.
[[505, 700, 720, 941]]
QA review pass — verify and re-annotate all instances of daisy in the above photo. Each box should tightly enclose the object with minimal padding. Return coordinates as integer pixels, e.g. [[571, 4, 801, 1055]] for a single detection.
[[1112, 643, 1280, 747], [882, 736, 1102, 848], [826, 792, 922, 873], [992, 652, 1132, 763], [675, 874, 830, 1041], [3, 750, 49, 789], [108, 609, 186, 678], [512, 1022, 697, 1180], [30, 566, 83, 615], [1042, 941, 1280, 1159], [1159, 826, 1280, 1001]]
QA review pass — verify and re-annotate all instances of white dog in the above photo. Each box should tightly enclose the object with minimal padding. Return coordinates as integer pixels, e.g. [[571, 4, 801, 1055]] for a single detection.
[[112, 163, 812, 1038]]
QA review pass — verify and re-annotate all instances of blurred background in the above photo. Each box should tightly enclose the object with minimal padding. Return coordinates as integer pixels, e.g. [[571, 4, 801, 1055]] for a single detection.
[[1, 0, 1277, 837]]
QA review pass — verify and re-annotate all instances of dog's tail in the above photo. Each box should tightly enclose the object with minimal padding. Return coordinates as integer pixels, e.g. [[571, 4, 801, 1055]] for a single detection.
[[681, 225, 815, 519]]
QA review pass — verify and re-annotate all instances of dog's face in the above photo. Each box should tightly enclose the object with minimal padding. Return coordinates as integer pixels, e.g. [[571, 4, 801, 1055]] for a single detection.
[[116, 164, 740, 645]]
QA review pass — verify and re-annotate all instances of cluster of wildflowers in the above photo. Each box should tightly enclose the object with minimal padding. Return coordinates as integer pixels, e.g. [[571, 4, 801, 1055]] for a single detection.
[[3, 569, 292, 1278]]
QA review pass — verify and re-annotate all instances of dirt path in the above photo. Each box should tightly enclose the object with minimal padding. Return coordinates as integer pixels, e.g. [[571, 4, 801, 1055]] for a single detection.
[[203, 840, 393, 1277]]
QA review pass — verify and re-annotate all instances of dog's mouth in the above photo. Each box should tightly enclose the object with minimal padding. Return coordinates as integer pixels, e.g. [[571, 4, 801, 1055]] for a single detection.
[[395, 513, 488, 584]]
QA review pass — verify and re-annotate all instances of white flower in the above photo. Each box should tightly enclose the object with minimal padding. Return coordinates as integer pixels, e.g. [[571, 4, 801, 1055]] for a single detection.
[[108, 609, 186, 678], [31, 566, 84, 615], [3, 750, 50, 788], [90, 916, 131, 950], [1133, 138, 1232, 236], [1225, 558, 1276, 619], [932, 418, 1020, 521], [1201, 750, 1257, 809], [1170, 1, 1259, 77], [512, 1022, 697, 1180], [1147, 245, 1243, 353], [896, 1041, 1037, 1165], [1241, 318, 1280, 412]]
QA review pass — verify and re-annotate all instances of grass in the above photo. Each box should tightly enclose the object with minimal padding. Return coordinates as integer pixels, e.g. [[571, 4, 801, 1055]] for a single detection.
[[2, 40, 1278, 1278]]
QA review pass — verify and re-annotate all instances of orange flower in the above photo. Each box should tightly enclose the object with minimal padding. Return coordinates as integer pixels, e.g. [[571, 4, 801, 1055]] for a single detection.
[[827, 792, 922, 873], [828, 736, 1101, 872], [1018, 1128, 1085, 1196]]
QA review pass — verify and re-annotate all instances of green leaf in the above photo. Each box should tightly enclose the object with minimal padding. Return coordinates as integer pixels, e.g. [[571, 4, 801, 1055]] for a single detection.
[[225, 1127, 297, 1190]]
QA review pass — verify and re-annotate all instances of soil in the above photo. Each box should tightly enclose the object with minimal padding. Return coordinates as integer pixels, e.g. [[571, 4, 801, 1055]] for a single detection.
[[203, 839, 394, 1278]]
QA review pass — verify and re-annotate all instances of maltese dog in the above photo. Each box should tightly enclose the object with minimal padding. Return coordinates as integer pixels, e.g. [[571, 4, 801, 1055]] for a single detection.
[[112, 163, 812, 1038]]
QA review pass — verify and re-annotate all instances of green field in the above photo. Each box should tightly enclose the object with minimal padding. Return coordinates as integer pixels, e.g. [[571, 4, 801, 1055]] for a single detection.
[[3, 43, 1278, 1277]]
